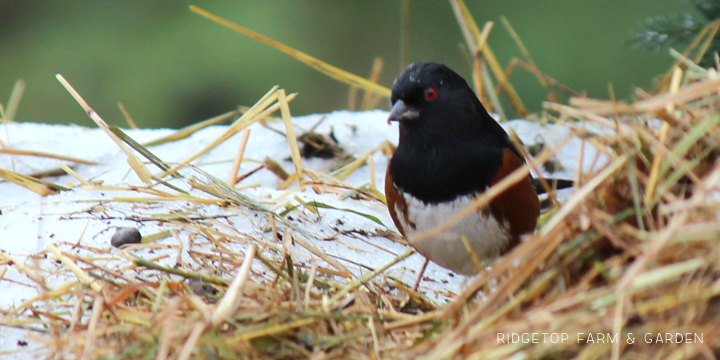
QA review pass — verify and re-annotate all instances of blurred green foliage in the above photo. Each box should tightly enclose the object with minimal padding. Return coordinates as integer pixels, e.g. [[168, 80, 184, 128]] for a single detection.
[[629, 0, 720, 67], [0, 1, 694, 128]]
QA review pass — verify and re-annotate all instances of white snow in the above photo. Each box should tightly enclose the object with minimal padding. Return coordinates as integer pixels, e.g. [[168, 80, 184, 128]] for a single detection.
[[0, 110, 604, 356]]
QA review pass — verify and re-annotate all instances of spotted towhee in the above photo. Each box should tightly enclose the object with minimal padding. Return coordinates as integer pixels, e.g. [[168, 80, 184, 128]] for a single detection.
[[385, 62, 571, 275]]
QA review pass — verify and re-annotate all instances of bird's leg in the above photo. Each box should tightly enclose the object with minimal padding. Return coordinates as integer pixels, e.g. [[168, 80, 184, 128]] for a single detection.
[[412, 257, 430, 292]]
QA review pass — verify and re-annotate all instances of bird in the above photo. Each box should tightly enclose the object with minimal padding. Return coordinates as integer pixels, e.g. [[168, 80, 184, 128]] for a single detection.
[[385, 61, 570, 276]]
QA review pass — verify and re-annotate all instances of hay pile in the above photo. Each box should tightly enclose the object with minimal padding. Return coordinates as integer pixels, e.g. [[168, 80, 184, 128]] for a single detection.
[[409, 65, 720, 359]]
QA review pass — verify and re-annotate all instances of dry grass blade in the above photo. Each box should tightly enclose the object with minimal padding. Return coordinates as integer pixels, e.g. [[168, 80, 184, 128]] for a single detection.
[[448, 0, 481, 51], [0, 252, 47, 288], [347, 85, 359, 111], [293, 200, 386, 227], [109, 126, 172, 172], [0, 148, 100, 165], [571, 75, 720, 114], [143, 109, 238, 147], [117, 102, 138, 129], [263, 157, 290, 181], [500, 16, 557, 102], [230, 318, 317, 342], [292, 236, 351, 277], [160, 86, 291, 177], [504, 58, 581, 97], [190, 168, 314, 239], [630, 258, 706, 290], [58, 160, 89, 186], [484, 49, 527, 118], [177, 322, 209, 360], [656, 19, 720, 89], [541, 154, 628, 235], [367, 151, 377, 189], [0, 167, 66, 195], [190, 6, 391, 98], [361, 57, 384, 110], [278, 89, 304, 187], [328, 248, 415, 305], [481, 56, 507, 121], [650, 114, 720, 206], [645, 67, 682, 203], [448, 0, 527, 117], [332, 143, 387, 181], [47, 244, 102, 292], [469, 21, 493, 108], [228, 128, 251, 186], [695, 19, 720, 64], [3, 79, 25, 122], [212, 245, 256, 326], [56, 74, 153, 184], [81, 294, 104, 360]]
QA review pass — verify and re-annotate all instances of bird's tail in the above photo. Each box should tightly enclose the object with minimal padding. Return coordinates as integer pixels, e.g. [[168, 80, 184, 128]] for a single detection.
[[532, 178, 574, 195]]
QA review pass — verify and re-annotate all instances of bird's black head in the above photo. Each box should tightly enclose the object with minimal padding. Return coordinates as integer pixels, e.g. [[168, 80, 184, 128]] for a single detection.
[[387, 62, 520, 203], [388, 62, 500, 146]]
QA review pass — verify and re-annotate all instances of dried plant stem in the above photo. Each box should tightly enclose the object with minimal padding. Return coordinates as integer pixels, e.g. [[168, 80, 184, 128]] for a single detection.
[[500, 16, 557, 102], [48, 244, 102, 292], [542, 155, 628, 236], [176, 321, 209, 360], [329, 248, 415, 305], [161, 87, 292, 178], [212, 245, 256, 326], [304, 259, 318, 310], [57, 74, 153, 184], [81, 294, 104, 360], [4, 79, 25, 122], [228, 129, 251, 186], [361, 57, 384, 110], [190, 6, 390, 97], [0, 149, 98, 165], [571, 76, 720, 114], [471, 21, 493, 104], [646, 67, 682, 203], [279, 89, 304, 187], [58, 160, 89, 186], [117, 102, 138, 129], [449, 0, 527, 117]]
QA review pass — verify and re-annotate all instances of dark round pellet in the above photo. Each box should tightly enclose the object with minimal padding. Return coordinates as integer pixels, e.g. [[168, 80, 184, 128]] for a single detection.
[[111, 227, 142, 248]]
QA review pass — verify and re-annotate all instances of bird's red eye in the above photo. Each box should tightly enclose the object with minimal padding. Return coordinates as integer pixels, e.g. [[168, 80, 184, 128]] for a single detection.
[[424, 87, 437, 101]]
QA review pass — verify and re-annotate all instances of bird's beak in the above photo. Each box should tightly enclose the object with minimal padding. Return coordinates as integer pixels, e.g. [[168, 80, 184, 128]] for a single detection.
[[388, 100, 419, 123]]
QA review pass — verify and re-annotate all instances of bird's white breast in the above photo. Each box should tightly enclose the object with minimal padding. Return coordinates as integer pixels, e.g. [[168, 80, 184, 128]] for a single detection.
[[394, 189, 511, 275]]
